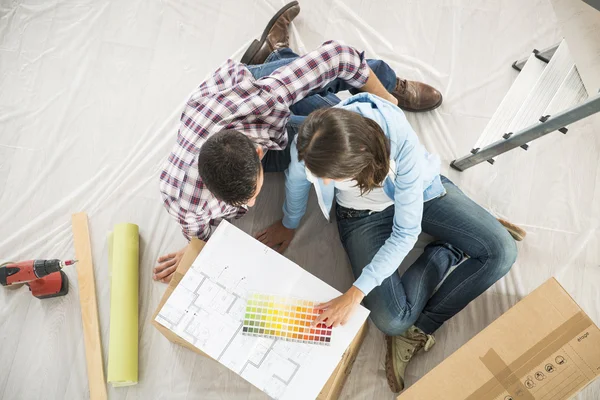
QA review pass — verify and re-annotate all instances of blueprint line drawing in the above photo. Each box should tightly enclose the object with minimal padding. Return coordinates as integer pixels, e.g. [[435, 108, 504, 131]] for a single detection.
[[155, 221, 370, 400]]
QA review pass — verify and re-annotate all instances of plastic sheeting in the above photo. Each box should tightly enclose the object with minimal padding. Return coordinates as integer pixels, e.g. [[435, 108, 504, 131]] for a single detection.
[[0, 0, 598, 399]]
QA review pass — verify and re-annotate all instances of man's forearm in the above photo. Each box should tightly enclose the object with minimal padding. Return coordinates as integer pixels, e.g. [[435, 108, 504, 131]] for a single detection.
[[359, 67, 398, 105]]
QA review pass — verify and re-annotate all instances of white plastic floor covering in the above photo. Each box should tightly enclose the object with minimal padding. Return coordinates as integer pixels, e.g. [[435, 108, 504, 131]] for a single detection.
[[1, 1, 599, 399]]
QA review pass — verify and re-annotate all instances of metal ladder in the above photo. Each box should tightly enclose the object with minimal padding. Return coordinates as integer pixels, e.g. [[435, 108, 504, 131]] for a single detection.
[[450, 39, 600, 172]]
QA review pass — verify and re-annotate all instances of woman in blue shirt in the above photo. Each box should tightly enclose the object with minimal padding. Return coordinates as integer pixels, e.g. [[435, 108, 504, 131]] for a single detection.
[[259, 93, 522, 393]]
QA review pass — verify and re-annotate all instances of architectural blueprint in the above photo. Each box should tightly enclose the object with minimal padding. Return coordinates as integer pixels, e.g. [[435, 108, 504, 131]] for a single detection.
[[155, 221, 370, 400]]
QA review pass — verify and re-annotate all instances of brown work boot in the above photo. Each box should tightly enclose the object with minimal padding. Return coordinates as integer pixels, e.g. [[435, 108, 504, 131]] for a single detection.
[[385, 326, 435, 393], [391, 78, 443, 112], [241, 1, 300, 65], [497, 218, 526, 241]]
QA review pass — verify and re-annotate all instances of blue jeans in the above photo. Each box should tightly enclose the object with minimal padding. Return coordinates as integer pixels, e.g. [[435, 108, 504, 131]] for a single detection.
[[337, 176, 518, 335], [245, 48, 397, 173]]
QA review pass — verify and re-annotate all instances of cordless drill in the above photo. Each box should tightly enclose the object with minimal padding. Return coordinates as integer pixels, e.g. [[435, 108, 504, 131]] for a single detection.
[[0, 259, 77, 299]]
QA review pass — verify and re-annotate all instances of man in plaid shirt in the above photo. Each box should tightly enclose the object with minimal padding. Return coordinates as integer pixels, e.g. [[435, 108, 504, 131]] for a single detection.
[[155, 2, 443, 282]]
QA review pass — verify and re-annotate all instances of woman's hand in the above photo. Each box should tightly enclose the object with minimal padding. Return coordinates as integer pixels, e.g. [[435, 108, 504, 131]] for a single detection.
[[255, 220, 296, 253], [313, 286, 365, 328]]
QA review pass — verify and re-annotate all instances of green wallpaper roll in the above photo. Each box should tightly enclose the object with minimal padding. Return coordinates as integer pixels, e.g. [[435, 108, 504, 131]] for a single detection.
[[107, 223, 139, 387]]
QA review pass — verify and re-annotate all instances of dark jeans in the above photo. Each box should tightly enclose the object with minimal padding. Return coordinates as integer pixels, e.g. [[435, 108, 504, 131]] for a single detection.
[[245, 48, 397, 173], [336, 176, 518, 335]]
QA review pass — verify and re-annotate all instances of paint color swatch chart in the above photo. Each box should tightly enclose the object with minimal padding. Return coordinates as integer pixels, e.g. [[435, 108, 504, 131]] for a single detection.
[[243, 294, 332, 345]]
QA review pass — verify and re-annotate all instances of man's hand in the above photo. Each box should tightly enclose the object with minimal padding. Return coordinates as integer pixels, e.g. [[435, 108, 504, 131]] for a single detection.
[[254, 220, 295, 253], [313, 286, 365, 328], [153, 246, 187, 283]]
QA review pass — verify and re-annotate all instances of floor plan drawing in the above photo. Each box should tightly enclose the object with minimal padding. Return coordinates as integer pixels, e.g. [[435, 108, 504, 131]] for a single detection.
[[155, 221, 370, 400]]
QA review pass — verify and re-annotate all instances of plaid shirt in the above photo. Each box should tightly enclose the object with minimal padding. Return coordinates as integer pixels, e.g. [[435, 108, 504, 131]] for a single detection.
[[159, 40, 370, 241]]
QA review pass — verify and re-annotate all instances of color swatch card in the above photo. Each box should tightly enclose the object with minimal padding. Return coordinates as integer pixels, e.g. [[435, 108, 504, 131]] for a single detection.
[[155, 221, 370, 400], [243, 294, 332, 345]]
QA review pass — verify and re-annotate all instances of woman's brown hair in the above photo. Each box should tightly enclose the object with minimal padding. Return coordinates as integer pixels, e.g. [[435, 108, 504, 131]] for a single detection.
[[297, 108, 390, 194]]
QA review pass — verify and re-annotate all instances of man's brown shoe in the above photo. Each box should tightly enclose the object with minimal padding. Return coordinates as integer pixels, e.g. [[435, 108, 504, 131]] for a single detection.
[[391, 78, 443, 112], [241, 1, 300, 65]]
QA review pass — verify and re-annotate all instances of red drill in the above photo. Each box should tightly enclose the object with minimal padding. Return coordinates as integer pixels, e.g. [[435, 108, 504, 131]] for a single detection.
[[0, 259, 77, 299]]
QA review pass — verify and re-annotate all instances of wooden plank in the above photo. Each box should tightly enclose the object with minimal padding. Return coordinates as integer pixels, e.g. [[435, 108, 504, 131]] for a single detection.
[[71, 212, 108, 400], [317, 323, 368, 400]]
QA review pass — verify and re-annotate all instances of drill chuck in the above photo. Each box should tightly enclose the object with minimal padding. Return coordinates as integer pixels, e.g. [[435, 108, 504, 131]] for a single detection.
[[33, 259, 63, 279]]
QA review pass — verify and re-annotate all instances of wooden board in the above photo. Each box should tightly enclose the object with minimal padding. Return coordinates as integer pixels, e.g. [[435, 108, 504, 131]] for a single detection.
[[72, 212, 108, 400]]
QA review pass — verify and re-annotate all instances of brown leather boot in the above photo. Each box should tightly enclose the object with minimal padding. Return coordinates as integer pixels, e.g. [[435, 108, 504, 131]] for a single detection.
[[391, 78, 443, 112], [241, 1, 300, 65]]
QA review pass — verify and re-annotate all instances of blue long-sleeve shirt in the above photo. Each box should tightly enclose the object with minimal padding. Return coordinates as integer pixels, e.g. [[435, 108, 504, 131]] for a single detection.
[[282, 93, 445, 295]]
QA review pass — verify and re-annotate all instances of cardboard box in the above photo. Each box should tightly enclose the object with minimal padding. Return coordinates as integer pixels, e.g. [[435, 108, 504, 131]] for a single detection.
[[152, 239, 368, 400], [399, 278, 600, 400]]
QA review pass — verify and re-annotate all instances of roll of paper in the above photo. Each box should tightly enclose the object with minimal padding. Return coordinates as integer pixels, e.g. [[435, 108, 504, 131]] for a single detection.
[[107, 223, 139, 387]]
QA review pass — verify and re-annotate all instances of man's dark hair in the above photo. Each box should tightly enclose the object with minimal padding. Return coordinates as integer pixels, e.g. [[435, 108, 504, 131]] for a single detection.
[[198, 130, 261, 206]]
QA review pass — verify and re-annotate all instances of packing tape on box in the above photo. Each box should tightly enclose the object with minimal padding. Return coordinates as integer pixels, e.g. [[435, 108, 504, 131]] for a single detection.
[[466, 312, 594, 400], [479, 350, 535, 400], [107, 223, 139, 387]]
